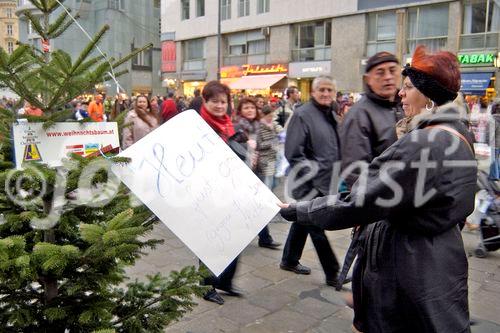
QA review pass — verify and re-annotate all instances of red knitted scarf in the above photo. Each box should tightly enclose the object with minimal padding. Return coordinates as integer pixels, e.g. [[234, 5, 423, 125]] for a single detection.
[[200, 104, 235, 142]]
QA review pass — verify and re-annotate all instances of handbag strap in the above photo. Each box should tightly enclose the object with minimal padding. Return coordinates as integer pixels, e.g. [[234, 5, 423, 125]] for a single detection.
[[425, 124, 474, 156]]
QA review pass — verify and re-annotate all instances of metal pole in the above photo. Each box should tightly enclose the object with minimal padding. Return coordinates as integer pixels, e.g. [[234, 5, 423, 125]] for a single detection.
[[217, 0, 221, 81]]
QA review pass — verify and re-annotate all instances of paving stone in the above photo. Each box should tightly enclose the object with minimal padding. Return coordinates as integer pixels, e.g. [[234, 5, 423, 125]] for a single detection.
[[470, 318, 500, 333], [251, 263, 291, 283], [243, 309, 318, 333], [469, 280, 483, 294], [481, 279, 500, 293], [234, 262, 255, 277], [217, 300, 270, 326], [469, 257, 500, 272], [239, 251, 278, 267], [165, 312, 238, 333], [257, 246, 284, 260], [288, 297, 342, 320], [247, 286, 296, 312], [320, 289, 353, 307], [274, 276, 319, 296], [235, 272, 273, 293]]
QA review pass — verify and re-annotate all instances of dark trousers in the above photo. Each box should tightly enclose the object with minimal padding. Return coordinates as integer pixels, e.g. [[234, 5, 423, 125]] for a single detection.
[[202, 257, 238, 289], [258, 226, 273, 245], [281, 222, 339, 279]]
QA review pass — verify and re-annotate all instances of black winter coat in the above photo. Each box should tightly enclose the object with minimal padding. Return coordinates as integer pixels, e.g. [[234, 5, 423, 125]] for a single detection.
[[285, 99, 341, 199], [288, 105, 476, 333], [340, 89, 403, 187]]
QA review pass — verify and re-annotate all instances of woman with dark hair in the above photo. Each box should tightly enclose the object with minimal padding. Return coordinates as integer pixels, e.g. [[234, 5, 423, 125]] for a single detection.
[[233, 97, 281, 249], [121, 95, 160, 149], [280, 45, 477, 332], [199, 80, 244, 305]]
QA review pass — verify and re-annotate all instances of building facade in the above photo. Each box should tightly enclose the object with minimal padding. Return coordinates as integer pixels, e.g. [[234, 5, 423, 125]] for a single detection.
[[161, 0, 499, 101], [16, 0, 162, 96], [0, 0, 18, 55]]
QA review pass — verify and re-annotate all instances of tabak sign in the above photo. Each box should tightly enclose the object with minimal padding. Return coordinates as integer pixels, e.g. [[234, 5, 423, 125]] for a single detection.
[[221, 63, 288, 78], [458, 53, 496, 66]]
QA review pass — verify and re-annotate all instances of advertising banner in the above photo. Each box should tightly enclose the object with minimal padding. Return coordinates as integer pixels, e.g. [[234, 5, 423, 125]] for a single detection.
[[12, 122, 120, 169]]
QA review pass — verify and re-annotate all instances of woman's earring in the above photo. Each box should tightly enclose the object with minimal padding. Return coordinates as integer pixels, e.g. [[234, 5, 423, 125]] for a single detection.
[[425, 100, 435, 111]]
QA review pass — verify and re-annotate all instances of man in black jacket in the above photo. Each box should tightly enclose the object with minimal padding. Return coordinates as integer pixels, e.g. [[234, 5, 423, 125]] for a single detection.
[[340, 52, 403, 187], [336, 52, 403, 323], [280, 76, 342, 287]]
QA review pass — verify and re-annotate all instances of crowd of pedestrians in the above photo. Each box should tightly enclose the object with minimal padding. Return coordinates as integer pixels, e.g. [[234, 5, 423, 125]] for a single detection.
[[3, 43, 500, 332]]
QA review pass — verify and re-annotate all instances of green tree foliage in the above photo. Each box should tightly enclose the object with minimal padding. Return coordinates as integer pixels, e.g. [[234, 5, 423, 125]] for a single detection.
[[0, 1, 206, 332]]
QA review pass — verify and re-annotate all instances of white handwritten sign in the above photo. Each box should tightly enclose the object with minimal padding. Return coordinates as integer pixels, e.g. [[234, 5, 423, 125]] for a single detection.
[[111, 110, 281, 276]]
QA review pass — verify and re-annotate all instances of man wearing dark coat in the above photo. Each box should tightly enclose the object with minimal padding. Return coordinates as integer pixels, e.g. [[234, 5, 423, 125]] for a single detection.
[[337, 51, 404, 326], [340, 52, 404, 187], [279, 76, 342, 288]]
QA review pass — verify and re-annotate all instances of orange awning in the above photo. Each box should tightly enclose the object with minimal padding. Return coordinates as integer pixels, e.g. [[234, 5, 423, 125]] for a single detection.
[[229, 74, 286, 90]]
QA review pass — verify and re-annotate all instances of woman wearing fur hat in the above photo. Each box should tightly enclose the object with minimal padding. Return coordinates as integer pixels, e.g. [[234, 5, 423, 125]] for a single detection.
[[279, 45, 476, 333]]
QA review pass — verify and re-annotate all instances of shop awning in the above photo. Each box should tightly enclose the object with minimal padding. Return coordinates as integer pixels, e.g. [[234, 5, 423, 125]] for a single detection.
[[460, 72, 494, 95], [229, 74, 286, 90]]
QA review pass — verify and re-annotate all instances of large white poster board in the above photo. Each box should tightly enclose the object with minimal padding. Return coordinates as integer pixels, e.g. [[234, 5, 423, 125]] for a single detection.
[[12, 122, 120, 169], [111, 110, 281, 276]]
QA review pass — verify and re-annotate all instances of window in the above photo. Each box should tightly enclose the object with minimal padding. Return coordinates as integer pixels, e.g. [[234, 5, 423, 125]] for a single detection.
[[196, 0, 204, 17], [366, 12, 396, 56], [461, 0, 499, 50], [257, 0, 269, 14], [6, 24, 12, 36], [407, 4, 449, 54], [183, 38, 205, 70], [291, 20, 332, 61], [5, 8, 12, 18], [221, 0, 231, 20], [132, 48, 152, 69], [181, 0, 190, 20], [108, 0, 125, 11], [7, 41, 13, 54], [406, 4, 449, 54], [224, 30, 269, 65], [238, 0, 249, 17], [27, 21, 33, 35], [154, 0, 160, 8]]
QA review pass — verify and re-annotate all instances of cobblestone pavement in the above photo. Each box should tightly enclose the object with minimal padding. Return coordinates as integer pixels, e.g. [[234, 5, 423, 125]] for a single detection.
[[126, 175, 500, 333]]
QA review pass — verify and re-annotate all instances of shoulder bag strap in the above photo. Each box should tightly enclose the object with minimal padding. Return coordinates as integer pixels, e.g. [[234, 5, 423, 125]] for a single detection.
[[425, 124, 474, 156]]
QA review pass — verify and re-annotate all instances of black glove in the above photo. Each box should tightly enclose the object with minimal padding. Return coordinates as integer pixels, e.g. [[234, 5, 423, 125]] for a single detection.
[[280, 204, 297, 221]]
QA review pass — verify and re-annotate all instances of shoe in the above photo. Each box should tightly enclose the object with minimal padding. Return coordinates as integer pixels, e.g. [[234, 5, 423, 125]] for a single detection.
[[215, 285, 243, 297], [326, 275, 352, 289], [203, 288, 224, 305], [280, 262, 311, 275], [259, 240, 282, 249]]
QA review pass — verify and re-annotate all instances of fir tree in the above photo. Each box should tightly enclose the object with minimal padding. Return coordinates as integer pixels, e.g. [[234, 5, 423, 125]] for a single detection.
[[0, 1, 205, 332]]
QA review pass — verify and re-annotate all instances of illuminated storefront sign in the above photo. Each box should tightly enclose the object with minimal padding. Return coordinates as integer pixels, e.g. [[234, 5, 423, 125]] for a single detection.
[[458, 53, 495, 66], [289, 61, 331, 78], [220, 66, 245, 78], [221, 63, 288, 78], [242, 63, 288, 75]]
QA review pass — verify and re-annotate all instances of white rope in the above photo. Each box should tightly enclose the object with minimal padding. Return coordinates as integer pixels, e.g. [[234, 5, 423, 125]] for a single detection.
[[53, 0, 124, 95]]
